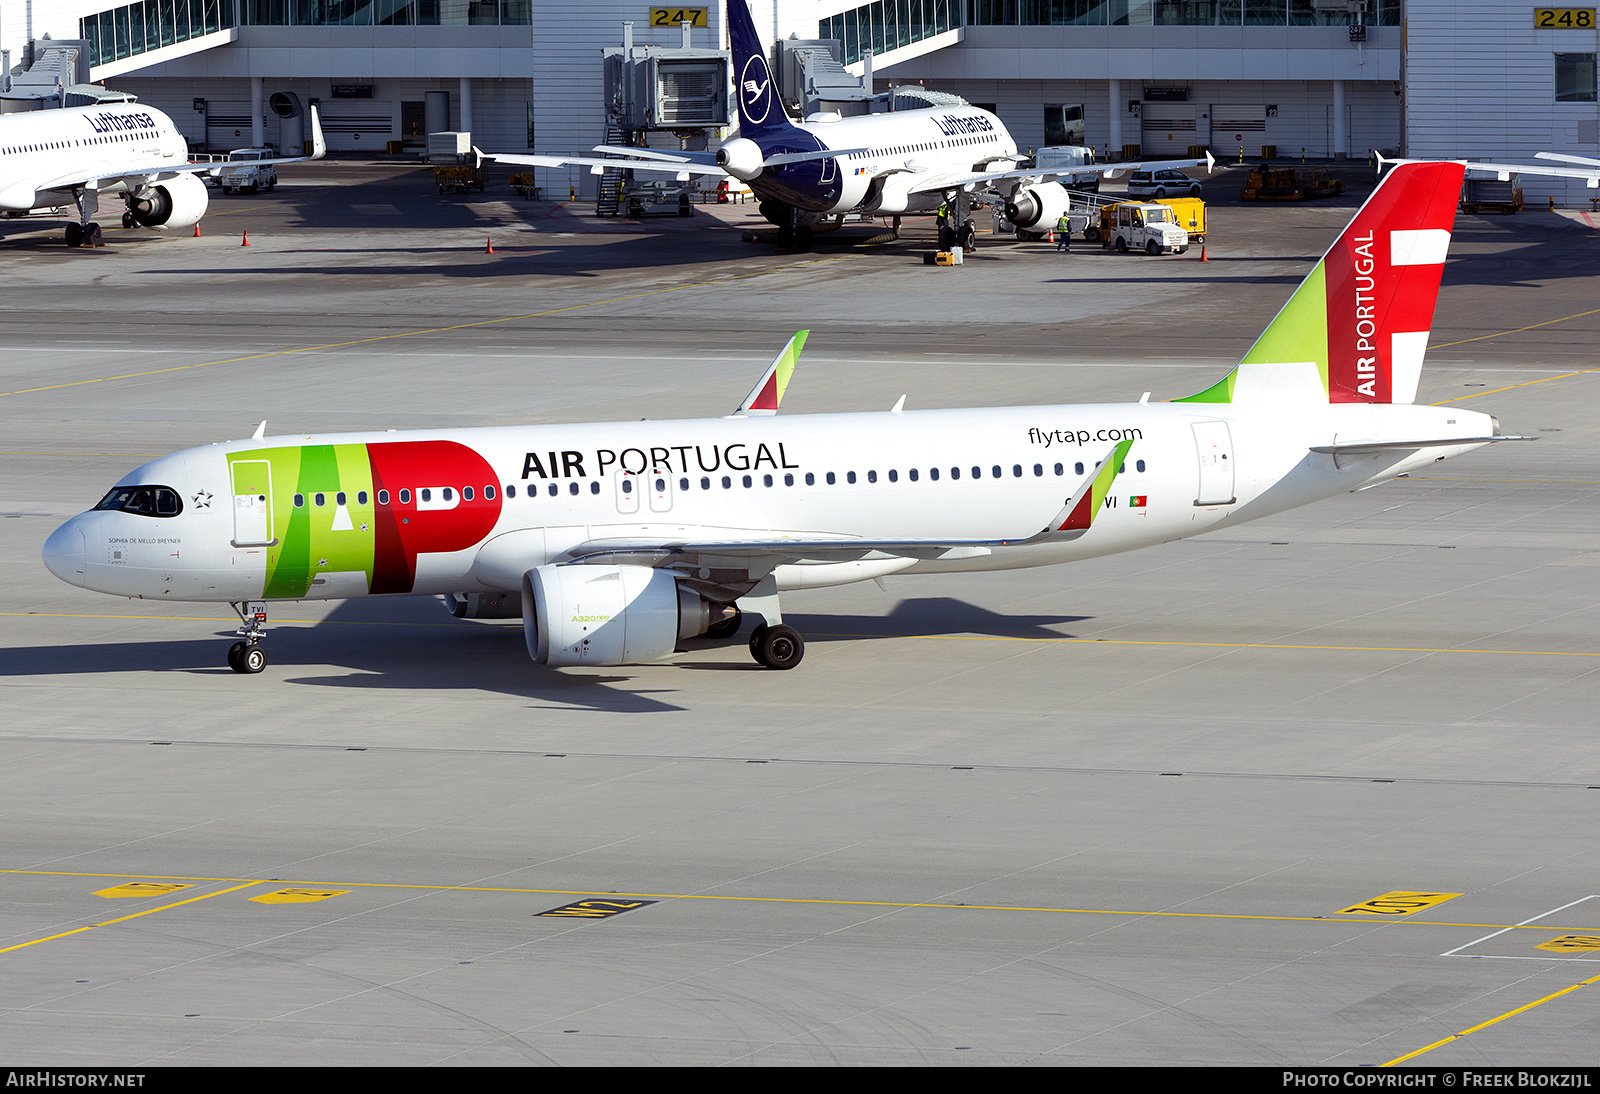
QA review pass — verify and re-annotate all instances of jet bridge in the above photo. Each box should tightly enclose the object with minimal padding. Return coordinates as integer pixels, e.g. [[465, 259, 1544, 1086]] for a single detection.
[[597, 22, 730, 216]]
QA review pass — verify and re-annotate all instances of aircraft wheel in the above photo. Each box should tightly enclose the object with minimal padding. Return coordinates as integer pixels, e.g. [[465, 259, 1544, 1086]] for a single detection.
[[754, 625, 805, 670], [748, 623, 768, 661], [958, 223, 976, 250], [238, 644, 268, 674], [705, 607, 742, 640], [85, 224, 103, 247], [227, 641, 246, 671], [65, 223, 83, 248], [1146, 239, 1161, 256], [122, 212, 135, 229]]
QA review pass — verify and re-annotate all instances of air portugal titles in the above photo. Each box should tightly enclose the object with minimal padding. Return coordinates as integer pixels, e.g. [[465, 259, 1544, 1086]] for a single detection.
[[520, 441, 800, 480]]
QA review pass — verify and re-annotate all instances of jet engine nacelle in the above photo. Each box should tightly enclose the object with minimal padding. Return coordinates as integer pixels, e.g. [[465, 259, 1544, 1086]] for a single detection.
[[128, 171, 208, 230], [716, 137, 765, 182], [521, 563, 721, 666], [1004, 183, 1072, 231]]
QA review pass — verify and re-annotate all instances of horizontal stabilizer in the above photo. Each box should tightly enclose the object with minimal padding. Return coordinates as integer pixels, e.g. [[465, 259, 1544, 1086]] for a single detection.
[[1310, 435, 1528, 456]]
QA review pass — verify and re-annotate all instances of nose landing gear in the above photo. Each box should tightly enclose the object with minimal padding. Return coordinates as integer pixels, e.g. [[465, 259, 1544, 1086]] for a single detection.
[[227, 601, 270, 674]]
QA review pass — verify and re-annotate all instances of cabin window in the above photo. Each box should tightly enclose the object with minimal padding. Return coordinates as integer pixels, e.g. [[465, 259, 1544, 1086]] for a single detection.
[[463, 486, 473, 501], [847, 471, 857, 484], [908, 469, 918, 482], [701, 477, 711, 490], [930, 468, 940, 481], [294, 493, 306, 508], [784, 473, 794, 486], [336, 492, 347, 505], [763, 474, 773, 487], [1136, 460, 1146, 472], [679, 477, 690, 491], [568, 482, 579, 495], [400, 489, 412, 503], [314, 493, 326, 507], [548, 483, 558, 496], [357, 491, 368, 504], [722, 475, 732, 489], [378, 490, 390, 505], [420, 488, 432, 502], [1074, 462, 1085, 475], [867, 470, 877, 483], [742, 475, 752, 488], [1033, 464, 1043, 477], [590, 482, 600, 494]]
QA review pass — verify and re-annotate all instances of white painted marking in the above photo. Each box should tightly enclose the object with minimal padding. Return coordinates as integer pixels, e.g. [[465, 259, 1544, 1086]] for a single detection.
[[1441, 894, 1598, 958], [1389, 331, 1430, 405], [1390, 228, 1451, 266]]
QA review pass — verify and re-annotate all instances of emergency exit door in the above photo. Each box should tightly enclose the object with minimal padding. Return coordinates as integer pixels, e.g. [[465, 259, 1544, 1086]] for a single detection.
[[1192, 421, 1236, 506]]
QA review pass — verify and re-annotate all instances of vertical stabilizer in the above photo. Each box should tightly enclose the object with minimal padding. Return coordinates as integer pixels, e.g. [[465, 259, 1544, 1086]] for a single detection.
[[1179, 161, 1465, 405], [726, 0, 798, 138]]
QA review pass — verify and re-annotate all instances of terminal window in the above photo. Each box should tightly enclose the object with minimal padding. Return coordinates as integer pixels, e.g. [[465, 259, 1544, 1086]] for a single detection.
[[1556, 53, 1597, 102]]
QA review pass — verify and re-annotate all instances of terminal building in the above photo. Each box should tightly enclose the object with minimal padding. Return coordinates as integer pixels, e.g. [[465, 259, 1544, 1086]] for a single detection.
[[2, 2, 1596, 200]]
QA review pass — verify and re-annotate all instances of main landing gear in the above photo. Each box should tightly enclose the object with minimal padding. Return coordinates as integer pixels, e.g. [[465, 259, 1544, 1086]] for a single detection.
[[227, 601, 270, 674], [733, 579, 805, 669], [748, 623, 805, 670]]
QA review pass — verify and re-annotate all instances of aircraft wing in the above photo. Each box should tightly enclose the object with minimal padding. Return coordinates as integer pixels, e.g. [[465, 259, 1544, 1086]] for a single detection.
[[485, 150, 728, 178], [590, 145, 721, 166], [557, 440, 1133, 581], [906, 153, 1215, 197], [1380, 153, 1600, 187], [33, 106, 327, 195]]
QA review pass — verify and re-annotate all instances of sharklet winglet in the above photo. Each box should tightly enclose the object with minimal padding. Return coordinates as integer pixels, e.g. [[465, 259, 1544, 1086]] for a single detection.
[[732, 330, 807, 417]]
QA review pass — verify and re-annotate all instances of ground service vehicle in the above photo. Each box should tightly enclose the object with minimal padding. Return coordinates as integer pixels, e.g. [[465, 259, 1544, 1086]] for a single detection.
[[1241, 165, 1344, 201], [1100, 202, 1190, 254], [215, 148, 279, 194], [1127, 167, 1202, 198], [1154, 195, 1206, 242]]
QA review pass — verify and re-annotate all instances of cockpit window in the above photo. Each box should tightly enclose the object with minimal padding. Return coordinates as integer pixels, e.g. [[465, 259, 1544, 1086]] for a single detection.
[[94, 485, 183, 518]]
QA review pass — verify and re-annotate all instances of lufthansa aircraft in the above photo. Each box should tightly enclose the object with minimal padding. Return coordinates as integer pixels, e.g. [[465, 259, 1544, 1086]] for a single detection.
[[43, 160, 1520, 674], [490, 0, 1209, 250], [0, 102, 324, 247]]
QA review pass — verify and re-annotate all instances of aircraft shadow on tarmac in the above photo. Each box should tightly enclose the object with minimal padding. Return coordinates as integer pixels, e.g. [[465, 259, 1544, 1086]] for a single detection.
[[2, 595, 1088, 713]]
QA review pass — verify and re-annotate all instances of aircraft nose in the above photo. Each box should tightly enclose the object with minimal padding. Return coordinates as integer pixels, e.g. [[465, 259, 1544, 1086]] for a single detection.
[[42, 519, 86, 587]]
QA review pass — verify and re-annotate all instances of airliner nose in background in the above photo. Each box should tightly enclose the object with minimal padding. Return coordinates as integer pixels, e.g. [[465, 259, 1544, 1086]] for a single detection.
[[44, 161, 1520, 675], [0, 101, 324, 247]]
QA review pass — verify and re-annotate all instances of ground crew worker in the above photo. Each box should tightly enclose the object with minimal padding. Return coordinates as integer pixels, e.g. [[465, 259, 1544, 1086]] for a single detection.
[[1056, 212, 1072, 252]]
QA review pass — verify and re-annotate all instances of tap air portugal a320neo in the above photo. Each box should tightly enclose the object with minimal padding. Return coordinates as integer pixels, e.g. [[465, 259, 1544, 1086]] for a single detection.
[[44, 160, 1520, 673]]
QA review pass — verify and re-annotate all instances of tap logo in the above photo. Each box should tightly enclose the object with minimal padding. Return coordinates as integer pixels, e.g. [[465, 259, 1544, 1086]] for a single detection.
[[740, 54, 772, 124]]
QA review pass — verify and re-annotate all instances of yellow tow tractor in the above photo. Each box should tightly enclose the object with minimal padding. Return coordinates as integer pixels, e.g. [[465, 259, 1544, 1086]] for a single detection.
[[1152, 196, 1205, 243]]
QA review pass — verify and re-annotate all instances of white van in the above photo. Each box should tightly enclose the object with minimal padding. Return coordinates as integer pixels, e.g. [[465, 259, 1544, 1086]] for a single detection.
[[1033, 145, 1101, 192], [215, 148, 279, 195]]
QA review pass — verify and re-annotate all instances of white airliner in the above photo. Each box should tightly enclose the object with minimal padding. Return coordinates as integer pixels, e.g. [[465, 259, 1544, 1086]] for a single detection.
[[489, 0, 1209, 250], [42, 160, 1519, 674], [0, 101, 324, 247]]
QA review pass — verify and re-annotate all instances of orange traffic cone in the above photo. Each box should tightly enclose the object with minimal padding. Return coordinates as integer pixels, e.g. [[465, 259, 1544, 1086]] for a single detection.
[[485, 236, 495, 254], [240, 230, 250, 247], [1045, 230, 1054, 243], [1199, 243, 1208, 261], [193, 222, 201, 238]]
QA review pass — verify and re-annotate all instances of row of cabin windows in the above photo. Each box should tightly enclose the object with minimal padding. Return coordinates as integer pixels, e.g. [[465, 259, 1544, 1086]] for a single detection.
[[3, 132, 151, 156], [285, 460, 1151, 508], [850, 134, 999, 160]]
